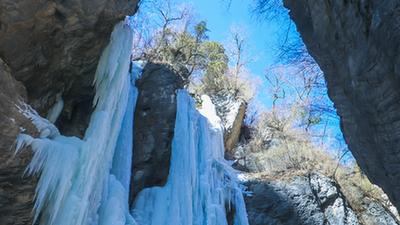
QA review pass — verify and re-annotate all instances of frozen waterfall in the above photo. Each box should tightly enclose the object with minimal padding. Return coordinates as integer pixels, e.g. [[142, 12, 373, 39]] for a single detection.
[[13, 19, 138, 225], [131, 91, 248, 225], [13, 18, 248, 225]]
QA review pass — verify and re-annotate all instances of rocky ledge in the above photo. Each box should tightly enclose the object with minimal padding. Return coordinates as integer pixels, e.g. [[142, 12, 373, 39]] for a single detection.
[[244, 172, 399, 224], [211, 93, 247, 154]]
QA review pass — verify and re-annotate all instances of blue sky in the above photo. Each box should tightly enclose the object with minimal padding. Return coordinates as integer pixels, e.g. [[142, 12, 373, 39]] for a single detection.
[[177, 0, 285, 108]]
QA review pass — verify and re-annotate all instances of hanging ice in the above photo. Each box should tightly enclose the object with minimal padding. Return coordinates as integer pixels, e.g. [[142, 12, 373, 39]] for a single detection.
[[13, 18, 139, 225], [46, 92, 64, 124], [131, 90, 249, 225]]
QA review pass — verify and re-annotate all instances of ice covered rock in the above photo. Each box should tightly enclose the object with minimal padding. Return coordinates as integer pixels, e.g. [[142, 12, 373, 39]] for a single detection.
[[131, 90, 249, 225], [211, 93, 246, 153], [11, 19, 137, 225]]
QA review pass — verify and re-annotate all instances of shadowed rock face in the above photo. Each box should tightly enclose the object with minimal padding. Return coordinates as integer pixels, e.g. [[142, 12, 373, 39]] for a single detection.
[[283, 0, 400, 211], [244, 173, 360, 225], [0, 0, 139, 118], [0, 1, 139, 223]]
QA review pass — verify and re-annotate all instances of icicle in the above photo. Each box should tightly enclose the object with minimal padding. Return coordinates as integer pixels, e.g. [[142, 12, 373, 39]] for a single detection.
[[15, 100, 60, 139], [131, 90, 248, 225], [46, 92, 64, 124]]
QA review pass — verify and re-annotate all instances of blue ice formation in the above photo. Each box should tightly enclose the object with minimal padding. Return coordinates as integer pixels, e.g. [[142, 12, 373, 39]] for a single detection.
[[13, 18, 248, 225]]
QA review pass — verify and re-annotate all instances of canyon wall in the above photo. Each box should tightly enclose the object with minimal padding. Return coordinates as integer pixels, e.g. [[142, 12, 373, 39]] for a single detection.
[[283, 0, 400, 210]]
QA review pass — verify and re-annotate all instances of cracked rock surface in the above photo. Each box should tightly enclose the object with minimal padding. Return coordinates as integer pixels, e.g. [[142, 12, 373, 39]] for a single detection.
[[243, 173, 359, 225]]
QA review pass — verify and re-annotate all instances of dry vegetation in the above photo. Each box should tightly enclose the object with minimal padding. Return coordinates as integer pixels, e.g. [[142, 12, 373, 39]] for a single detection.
[[242, 137, 398, 222], [239, 102, 400, 222]]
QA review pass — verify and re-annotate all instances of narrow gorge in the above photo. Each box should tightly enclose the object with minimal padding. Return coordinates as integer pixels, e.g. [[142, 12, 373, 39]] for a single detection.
[[1, 0, 400, 224]]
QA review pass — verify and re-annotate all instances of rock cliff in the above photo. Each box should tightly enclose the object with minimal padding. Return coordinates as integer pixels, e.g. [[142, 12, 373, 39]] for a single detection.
[[0, 1, 139, 224], [283, 0, 400, 211], [0, 58, 39, 224]]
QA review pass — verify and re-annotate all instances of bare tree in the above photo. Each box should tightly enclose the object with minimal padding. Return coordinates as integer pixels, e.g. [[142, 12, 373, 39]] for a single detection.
[[225, 23, 255, 80], [263, 57, 331, 135], [220, 23, 260, 100], [264, 66, 287, 108], [130, 0, 195, 62]]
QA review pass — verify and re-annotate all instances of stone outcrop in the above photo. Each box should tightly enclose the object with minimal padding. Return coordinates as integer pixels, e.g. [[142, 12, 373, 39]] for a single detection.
[[0, 0, 139, 223], [244, 171, 400, 224], [129, 63, 187, 206], [244, 172, 360, 225], [212, 93, 246, 154], [283, 0, 400, 211]]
